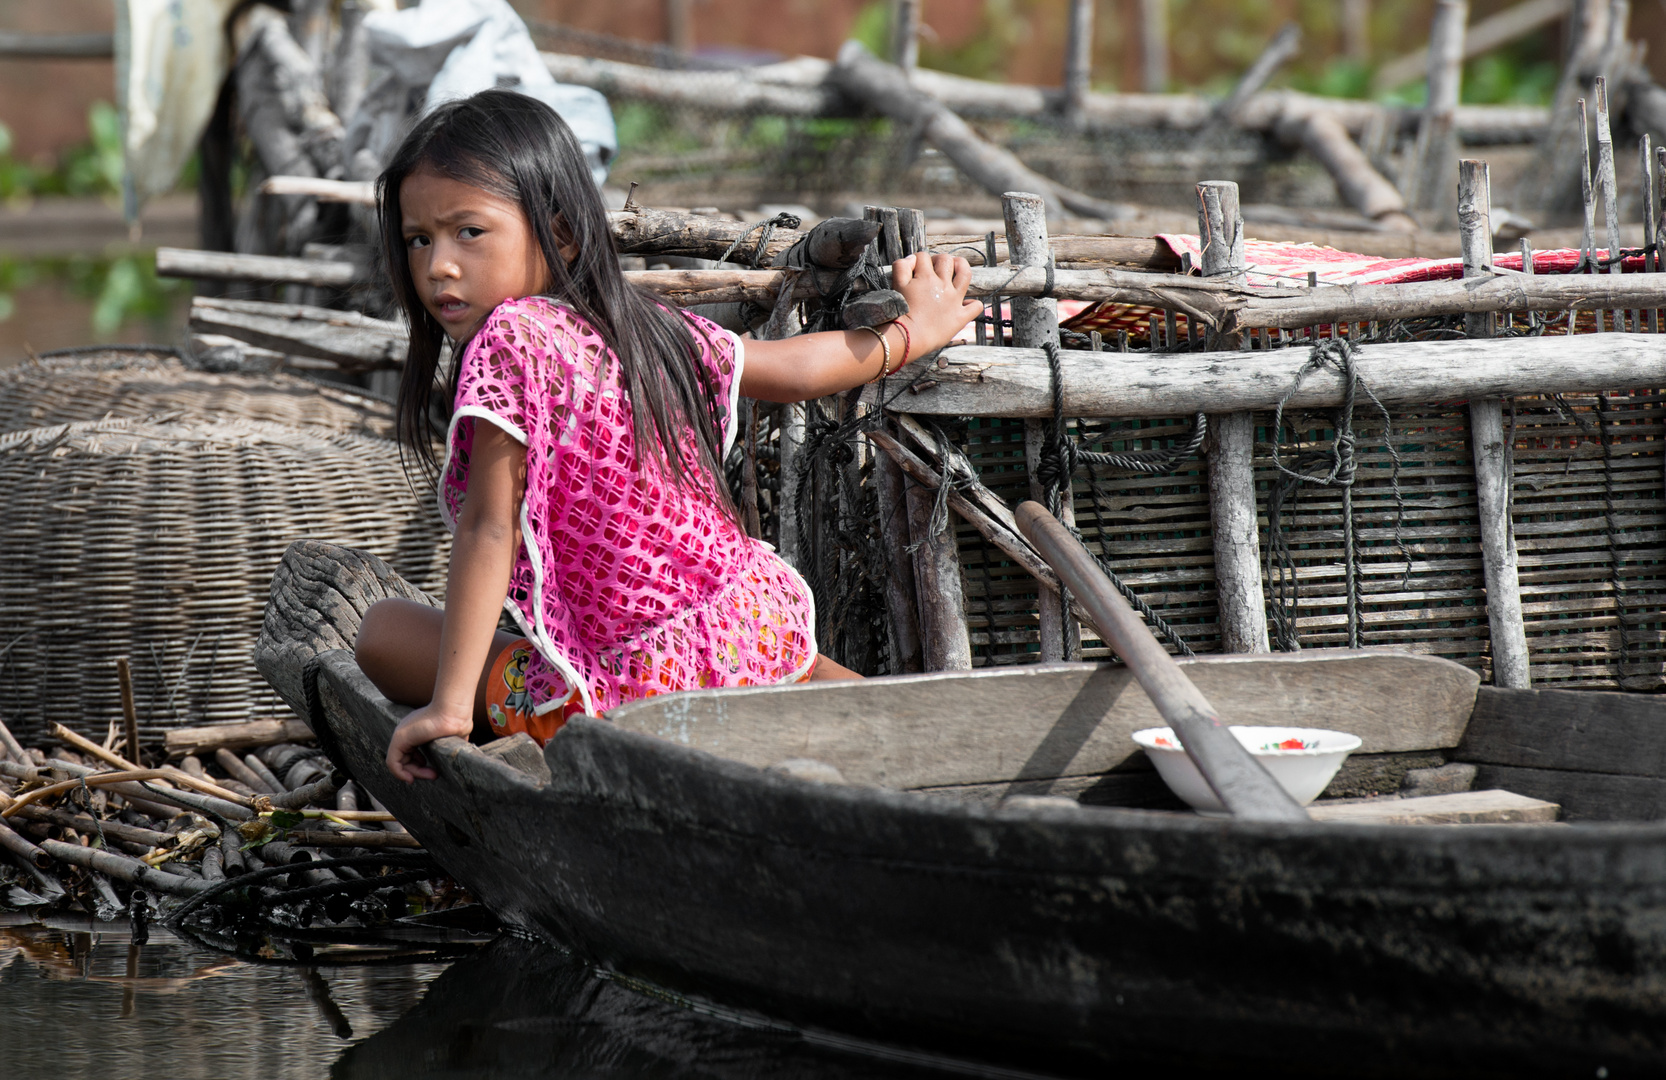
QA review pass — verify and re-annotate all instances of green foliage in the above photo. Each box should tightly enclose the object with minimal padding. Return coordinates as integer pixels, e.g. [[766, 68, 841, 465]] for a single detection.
[[1288, 59, 1373, 100], [1461, 52, 1557, 106], [0, 253, 185, 337], [0, 101, 128, 200]]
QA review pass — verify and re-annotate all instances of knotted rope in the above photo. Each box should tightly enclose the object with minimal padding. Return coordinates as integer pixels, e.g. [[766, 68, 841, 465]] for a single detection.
[[716, 211, 802, 269], [1264, 337, 1410, 651]]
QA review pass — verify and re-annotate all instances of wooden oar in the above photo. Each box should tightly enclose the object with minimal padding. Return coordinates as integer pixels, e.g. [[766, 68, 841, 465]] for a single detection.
[[1015, 501, 1309, 822]]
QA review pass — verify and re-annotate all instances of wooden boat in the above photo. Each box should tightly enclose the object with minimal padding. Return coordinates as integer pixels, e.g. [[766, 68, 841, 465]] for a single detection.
[[257, 540, 1666, 1077]]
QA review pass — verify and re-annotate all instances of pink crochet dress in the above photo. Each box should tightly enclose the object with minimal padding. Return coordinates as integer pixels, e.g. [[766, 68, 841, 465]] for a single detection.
[[440, 296, 817, 729]]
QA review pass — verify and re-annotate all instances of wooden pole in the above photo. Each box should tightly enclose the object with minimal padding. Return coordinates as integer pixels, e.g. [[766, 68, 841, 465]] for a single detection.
[[1064, 0, 1094, 125], [1197, 181, 1268, 655], [1140, 0, 1169, 92], [1403, 0, 1468, 213], [1005, 192, 1079, 663], [1596, 76, 1625, 331], [1015, 502, 1308, 822], [116, 657, 141, 766], [328, 0, 370, 124], [892, 0, 921, 74], [1343, 0, 1372, 63], [905, 477, 974, 670], [876, 208, 927, 674], [666, 0, 694, 54], [1217, 23, 1301, 124], [1458, 160, 1531, 689]]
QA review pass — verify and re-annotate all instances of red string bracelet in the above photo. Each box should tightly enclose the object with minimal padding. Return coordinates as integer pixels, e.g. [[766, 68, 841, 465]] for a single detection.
[[892, 319, 912, 370]]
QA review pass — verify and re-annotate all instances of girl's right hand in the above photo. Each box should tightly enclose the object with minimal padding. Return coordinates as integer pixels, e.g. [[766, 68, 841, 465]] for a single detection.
[[891, 252, 984, 355], [386, 702, 475, 782]]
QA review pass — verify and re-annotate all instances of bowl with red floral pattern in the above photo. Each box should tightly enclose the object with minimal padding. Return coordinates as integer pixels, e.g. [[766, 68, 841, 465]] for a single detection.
[[1131, 726, 1363, 815]]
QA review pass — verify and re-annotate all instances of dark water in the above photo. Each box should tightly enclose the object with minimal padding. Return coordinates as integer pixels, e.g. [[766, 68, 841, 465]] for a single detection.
[[0, 917, 1027, 1080]]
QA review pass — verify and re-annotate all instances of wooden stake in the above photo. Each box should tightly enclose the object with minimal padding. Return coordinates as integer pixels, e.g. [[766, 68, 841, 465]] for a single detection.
[[116, 657, 140, 767], [666, 0, 694, 54], [1005, 192, 1079, 662], [891, 0, 920, 74], [1063, 0, 1094, 126], [905, 474, 974, 671], [1139, 0, 1169, 92], [1458, 160, 1531, 689], [1197, 181, 1268, 654], [1596, 77, 1624, 331], [1402, 0, 1468, 213]]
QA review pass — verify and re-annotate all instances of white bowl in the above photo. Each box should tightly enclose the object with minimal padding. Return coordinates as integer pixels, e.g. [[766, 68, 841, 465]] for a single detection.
[[1131, 726, 1363, 814]]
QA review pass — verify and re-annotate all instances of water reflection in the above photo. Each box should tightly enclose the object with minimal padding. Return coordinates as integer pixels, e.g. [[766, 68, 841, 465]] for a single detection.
[[335, 935, 1011, 1080], [0, 920, 444, 1080], [2, 921, 1025, 1079]]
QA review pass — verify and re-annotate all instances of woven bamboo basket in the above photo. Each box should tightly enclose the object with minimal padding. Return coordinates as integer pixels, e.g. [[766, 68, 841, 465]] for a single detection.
[[0, 348, 396, 439], [0, 418, 448, 747]]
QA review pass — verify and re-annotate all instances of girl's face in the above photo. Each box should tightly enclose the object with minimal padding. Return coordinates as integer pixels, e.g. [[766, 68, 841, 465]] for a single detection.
[[400, 167, 570, 339]]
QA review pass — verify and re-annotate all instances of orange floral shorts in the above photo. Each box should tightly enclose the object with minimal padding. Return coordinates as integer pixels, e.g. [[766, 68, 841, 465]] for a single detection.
[[485, 637, 817, 746]]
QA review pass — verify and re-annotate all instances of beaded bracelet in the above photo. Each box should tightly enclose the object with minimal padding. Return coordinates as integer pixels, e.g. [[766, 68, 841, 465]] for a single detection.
[[857, 324, 892, 382]]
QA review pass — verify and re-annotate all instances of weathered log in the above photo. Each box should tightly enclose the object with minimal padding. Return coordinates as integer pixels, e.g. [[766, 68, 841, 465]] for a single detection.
[[864, 333, 1666, 418], [161, 247, 358, 288], [11, 806, 173, 849], [188, 295, 405, 369], [40, 839, 211, 896], [266, 772, 342, 811], [1005, 191, 1078, 662], [829, 42, 1130, 221], [1217, 23, 1301, 124], [0, 817, 49, 869], [642, 263, 1666, 331], [165, 719, 316, 758], [1277, 108, 1418, 230], [904, 471, 973, 671], [542, 49, 1548, 142]]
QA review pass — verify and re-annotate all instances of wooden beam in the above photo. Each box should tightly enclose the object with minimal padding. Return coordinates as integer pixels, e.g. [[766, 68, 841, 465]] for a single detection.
[[0, 32, 114, 59], [188, 296, 406, 370], [861, 333, 1666, 418], [160, 246, 357, 288]]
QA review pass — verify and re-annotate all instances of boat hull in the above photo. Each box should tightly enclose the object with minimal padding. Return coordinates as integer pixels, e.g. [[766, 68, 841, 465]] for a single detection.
[[312, 652, 1666, 1076]]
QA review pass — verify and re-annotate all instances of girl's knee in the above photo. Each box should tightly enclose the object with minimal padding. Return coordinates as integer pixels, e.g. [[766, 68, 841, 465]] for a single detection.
[[355, 599, 426, 675]]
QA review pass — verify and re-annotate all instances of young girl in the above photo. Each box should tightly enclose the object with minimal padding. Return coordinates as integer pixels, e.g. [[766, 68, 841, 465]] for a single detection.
[[352, 90, 981, 782]]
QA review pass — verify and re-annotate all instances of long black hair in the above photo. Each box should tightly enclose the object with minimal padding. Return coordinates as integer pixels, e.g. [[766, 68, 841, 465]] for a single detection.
[[378, 89, 735, 515]]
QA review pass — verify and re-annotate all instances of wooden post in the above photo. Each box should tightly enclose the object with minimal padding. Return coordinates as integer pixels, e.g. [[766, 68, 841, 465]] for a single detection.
[[1595, 76, 1624, 331], [1343, 0, 1371, 62], [876, 207, 927, 674], [328, 1, 369, 124], [1063, 0, 1094, 126], [666, 0, 694, 54], [116, 657, 140, 766], [1402, 0, 1467, 213], [1197, 181, 1268, 654], [1005, 192, 1079, 663], [905, 477, 974, 670], [1458, 159, 1531, 689], [1140, 0, 1168, 92], [892, 0, 920, 74], [1642, 134, 1657, 332]]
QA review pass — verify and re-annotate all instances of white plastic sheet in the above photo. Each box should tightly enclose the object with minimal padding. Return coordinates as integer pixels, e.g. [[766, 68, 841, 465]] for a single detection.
[[357, 0, 617, 186], [115, 0, 240, 218]]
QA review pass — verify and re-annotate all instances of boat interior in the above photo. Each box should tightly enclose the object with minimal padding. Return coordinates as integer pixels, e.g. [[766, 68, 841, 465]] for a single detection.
[[594, 648, 1666, 826]]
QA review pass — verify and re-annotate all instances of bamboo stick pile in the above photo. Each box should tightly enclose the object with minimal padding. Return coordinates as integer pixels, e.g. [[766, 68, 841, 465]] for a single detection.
[[0, 703, 466, 938]]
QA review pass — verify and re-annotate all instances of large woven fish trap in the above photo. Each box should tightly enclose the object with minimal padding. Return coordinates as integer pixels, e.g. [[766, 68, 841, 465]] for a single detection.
[[0, 418, 448, 746], [0, 348, 396, 439], [955, 392, 1666, 690]]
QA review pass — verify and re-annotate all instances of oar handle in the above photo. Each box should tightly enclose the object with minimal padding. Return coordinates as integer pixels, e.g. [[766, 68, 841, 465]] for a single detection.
[[1015, 501, 1308, 823]]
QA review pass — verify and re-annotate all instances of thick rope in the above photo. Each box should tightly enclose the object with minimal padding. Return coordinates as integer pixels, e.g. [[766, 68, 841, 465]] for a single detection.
[[1264, 338, 1411, 651], [715, 211, 802, 269]]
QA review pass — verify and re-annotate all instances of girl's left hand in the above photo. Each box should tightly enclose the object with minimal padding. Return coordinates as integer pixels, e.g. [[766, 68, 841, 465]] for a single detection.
[[891, 252, 983, 355], [386, 702, 475, 782]]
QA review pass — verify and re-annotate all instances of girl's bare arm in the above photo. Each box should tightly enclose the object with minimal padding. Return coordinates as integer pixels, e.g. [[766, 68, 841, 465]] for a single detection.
[[385, 423, 526, 782], [739, 252, 981, 403]]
